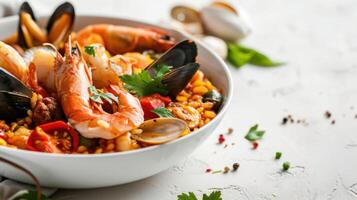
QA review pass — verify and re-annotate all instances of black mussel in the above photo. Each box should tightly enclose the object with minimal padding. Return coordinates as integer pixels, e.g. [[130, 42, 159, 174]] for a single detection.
[[17, 2, 47, 49], [162, 63, 199, 99], [46, 2, 75, 48], [146, 40, 199, 98], [0, 91, 31, 120], [0, 68, 32, 97], [0, 67, 32, 120], [203, 89, 223, 111], [146, 40, 197, 76]]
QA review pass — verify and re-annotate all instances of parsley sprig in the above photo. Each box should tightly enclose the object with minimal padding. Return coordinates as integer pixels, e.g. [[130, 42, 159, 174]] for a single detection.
[[244, 124, 265, 142], [84, 45, 96, 57], [151, 107, 174, 118], [178, 191, 222, 200], [120, 64, 171, 97], [89, 86, 118, 104]]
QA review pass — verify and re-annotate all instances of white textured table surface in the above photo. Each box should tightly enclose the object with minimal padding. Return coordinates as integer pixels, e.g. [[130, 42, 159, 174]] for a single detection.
[[22, 0, 357, 199]]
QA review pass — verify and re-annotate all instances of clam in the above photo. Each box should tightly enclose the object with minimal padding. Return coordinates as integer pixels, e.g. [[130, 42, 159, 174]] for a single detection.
[[0, 68, 32, 120], [170, 2, 252, 41], [131, 118, 189, 144], [170, 5, 204, 35], [146, 40, 199, 98], [200, 1, 252, 41], [46, 2, 75, 48], [201, 36, 227, 59]]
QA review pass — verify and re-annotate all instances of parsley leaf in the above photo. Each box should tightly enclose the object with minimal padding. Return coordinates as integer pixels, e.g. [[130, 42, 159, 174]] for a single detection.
[[84, 46, 96, 57], [203, 191, 222, 200], [151, 107, 174, 118], [178, 191, 222, 200], [244, 124, 265, 142], [227, 43, 284, 68], [178, 192, 199, 200], [120, 64, 171, 97], [88, 86, 118, 104], [12, 190, 50, 200]]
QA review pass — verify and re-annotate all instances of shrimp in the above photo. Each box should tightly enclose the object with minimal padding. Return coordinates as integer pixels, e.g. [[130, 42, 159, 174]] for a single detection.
[[56, 40, 144, 139], [82, 43, 133, 88], [0, 41, 49, 96], [23, 46, 61, 93], [76, 24, 175, 55], [0, 41, 29, 83]]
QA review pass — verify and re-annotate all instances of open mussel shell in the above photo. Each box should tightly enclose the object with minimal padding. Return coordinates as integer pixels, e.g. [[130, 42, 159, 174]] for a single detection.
[[131, 118, 189, 144], [17, 2, 36, 48], [162, 63, 199, 99], [146, 40, 197, 76], [0, 68, 32, 97], [46, 2, 75, 48], [0, 91, 31, 120], [0, 67, 32, 120]]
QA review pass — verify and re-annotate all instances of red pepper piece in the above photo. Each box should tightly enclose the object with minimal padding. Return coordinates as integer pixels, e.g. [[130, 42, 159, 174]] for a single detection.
[[27, 121, 79, 153]]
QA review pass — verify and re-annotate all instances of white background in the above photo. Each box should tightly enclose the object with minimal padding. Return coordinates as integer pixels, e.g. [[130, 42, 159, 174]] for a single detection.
[[8, 0, 357, 199]]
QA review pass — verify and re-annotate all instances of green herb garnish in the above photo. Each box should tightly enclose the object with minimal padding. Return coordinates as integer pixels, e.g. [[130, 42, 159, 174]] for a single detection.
[[84, 45, 96, 57], [151, 107, 174, 118], [244, 124, 265, 142], [89, 86, 118, 104], [227, 43, 283, 68], [120, 64, 171, 97], [282, 162, 290, 171], [178, 191, 222, 200], [275, 152, 282, 160], [12, 190, 50, 200]]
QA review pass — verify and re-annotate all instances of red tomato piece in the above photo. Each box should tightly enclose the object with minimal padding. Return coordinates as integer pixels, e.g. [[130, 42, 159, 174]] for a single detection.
[[140, 94, 171, 120]]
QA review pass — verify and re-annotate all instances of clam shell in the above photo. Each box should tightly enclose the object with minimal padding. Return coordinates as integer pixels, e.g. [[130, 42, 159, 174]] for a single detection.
[[201, 3, 252, 41], [132, 118, 189, 144]]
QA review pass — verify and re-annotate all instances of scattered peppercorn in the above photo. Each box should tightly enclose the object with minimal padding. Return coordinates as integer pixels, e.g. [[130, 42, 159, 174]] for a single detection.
[[325, 111, 332, 118], [282, 117, 288, 125], [355, 114, 357, 118], [252, 141, 259, 150], [232, 163, 240, 171], [218, 134, 225, 144], [228, 128, 234, 134], [282, 162, 290, 171], [206, 168, 212, 173], [231, 142, 235, 146], [275, 152, 282, 160], [223, 166, 230, 174], [224, 144, 228, 148], [331, 120, 336, 124]]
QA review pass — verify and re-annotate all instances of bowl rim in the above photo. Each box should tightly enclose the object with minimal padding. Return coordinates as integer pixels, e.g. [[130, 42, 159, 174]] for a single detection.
[[0, 14, 233, 158]]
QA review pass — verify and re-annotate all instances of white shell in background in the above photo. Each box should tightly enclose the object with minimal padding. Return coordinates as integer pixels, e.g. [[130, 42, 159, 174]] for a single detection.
[[168, 19, 204, 35], [201, 36, 227, 59], [201, 4, 252, 41]]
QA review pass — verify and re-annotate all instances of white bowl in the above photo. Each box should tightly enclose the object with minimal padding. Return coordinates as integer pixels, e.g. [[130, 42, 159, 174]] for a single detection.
[[0, 15, 233, 189]]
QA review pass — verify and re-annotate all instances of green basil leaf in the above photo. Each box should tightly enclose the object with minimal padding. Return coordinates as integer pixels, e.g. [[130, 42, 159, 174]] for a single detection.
[[227, 43, 284, 68]]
